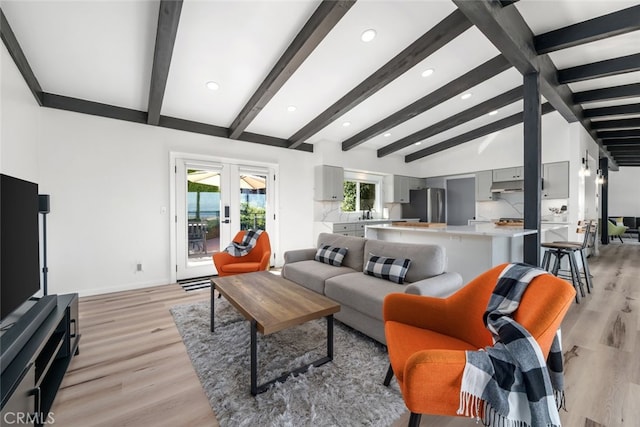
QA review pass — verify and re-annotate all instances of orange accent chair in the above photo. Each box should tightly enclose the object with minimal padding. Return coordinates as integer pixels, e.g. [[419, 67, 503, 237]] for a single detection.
[[383, 263, 575, 427], [212, 231, 271, 277]]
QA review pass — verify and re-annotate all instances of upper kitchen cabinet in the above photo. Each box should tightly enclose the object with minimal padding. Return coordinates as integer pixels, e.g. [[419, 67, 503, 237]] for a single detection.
[[314, 165, 344, 201], [475, 170, 495, 201], [384, 175, 424, 203], [492, 167, 523, 182], [542, 161, 569, 199]]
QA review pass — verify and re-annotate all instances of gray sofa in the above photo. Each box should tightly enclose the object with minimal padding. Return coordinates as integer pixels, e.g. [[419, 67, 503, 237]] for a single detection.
[[282, 232, 463, 344]]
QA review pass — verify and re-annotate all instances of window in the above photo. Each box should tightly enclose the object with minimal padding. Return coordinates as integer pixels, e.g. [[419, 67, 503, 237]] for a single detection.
[[341, 171, 382, 213]]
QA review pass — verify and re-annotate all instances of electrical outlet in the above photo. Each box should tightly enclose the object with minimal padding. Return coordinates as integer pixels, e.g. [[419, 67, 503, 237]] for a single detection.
[[136, 262, 143, 272]]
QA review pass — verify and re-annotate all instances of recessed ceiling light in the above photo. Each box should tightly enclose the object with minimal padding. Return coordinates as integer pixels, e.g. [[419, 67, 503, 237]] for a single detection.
[[342, 121, 351, 127], [206, 81, 219, 91], [383, 132, 392, 137], [461, 92, 472, 100], [361, 29, 376, 42], [287, 105, 297, 112], [488, 110, 499, 116], [414, 142, 422, 146], [421, 68, 434, 78]]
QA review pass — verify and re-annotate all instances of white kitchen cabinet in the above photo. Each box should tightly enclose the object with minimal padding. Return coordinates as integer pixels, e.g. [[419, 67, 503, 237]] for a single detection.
[[475, 170, 495, 201], [314, 165, 344, 201], [492, 167, 523, 182], [332, 222, 356, 235], [385, 175, 421, 203], [542, 161, 569, 199]]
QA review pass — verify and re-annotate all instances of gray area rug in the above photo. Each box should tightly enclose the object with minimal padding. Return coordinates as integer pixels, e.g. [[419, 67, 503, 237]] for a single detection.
[[170, 299, 406, 426]]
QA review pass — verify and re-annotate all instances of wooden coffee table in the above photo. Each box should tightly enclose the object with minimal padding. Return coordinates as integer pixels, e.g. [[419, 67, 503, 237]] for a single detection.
[[210, 271, 340, 395]]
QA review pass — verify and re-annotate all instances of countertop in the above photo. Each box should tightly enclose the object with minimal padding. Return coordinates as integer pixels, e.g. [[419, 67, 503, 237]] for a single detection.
[[366, 223, 567, 238], [323, 218, 420, 225]]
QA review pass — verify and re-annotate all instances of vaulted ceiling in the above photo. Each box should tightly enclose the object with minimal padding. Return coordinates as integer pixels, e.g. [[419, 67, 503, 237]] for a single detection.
[[2, 0, 639, 167]]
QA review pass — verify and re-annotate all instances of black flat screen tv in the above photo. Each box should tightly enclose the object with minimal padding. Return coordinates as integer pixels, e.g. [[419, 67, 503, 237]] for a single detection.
[[1, 174, 41, 322]]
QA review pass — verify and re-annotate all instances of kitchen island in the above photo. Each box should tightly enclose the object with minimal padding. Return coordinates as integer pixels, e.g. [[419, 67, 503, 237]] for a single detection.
[[365, 223, 567, 283]]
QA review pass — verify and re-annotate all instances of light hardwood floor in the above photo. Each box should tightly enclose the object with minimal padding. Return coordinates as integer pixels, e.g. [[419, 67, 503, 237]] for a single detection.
[[52, 240, 639, 427]]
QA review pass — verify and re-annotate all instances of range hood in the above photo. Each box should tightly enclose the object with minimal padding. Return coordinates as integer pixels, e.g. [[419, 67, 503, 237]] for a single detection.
[[490, 180, 524, 193]]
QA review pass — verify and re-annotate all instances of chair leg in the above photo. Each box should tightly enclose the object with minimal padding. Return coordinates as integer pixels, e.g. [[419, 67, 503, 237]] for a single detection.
[[383, 364, 394, 386], [408, 412, 422, 427], [568, 251, 585, 301], [551, 251, 562, 276], [580, 249, 593, 293], [541, 251, 550, 271]]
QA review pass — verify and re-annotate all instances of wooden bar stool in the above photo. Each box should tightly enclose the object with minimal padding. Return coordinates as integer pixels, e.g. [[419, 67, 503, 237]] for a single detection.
[[553, 220, 596, 293], [541, 220, 593, 302]]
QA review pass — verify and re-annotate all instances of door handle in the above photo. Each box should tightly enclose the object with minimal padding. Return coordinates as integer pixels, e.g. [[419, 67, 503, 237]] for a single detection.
[[222, 219, 230, 224]]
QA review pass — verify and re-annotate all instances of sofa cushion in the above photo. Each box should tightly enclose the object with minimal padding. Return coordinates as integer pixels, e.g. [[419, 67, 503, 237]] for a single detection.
[[315, 244, 348, 267], [364, 253, 411, 284], [363, 240, 445, 283], [282, 260, 356, 294], [325, 272, 402, 322], [316, 233, 366, 272]]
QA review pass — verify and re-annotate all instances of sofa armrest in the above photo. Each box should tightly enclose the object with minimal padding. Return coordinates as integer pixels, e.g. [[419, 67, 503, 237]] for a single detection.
[[404, 272, 464, 298], [283, 248, 317, 264]]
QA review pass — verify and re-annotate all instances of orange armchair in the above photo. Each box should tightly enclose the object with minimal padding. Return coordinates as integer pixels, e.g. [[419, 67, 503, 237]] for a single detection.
[[383, 263, 575, 426], [212, 231, 271, 277]]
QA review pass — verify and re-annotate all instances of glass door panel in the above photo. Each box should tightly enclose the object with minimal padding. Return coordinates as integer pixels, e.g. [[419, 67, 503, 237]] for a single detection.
[[239, 173, 267, 231], [176, 161, 229, 280], [186, 168, 221, 264]]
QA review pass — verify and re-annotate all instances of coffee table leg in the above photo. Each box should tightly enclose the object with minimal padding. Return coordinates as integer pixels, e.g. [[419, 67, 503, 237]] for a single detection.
[[210, 281, 215, 332], [250, 315, 335, 396], [327, 314, 333, 360], [251, 320, 258, 396]]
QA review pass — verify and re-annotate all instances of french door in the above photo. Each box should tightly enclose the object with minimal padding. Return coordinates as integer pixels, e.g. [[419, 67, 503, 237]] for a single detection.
[[173, 157, 274, 280]]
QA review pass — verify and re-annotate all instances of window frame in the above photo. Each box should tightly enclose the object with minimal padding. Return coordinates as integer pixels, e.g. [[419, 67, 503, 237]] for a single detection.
[[342, 171, 383, 214]]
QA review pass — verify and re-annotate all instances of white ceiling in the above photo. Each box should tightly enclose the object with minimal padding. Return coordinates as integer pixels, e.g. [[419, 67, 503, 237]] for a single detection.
[[2, 0, 639, 164]]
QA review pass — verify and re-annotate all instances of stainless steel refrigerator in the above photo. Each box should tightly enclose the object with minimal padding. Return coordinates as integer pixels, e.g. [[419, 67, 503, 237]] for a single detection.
[[401, 188, 446, 223]]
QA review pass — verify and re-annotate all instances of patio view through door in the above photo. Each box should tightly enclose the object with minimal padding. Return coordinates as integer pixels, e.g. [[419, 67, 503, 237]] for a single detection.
[[175, 158, 272, 280]]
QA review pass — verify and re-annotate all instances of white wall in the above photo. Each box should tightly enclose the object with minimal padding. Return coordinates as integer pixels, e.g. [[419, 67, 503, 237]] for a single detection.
[[36, 108, 318, 295], [608, 167, 640, 215], [1, 44, 41, 181], [415, 111, 571, 177]]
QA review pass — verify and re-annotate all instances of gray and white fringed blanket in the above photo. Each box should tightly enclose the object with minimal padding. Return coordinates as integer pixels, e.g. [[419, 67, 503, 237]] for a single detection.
[[457, 263, 565, 427], [223, 229, 263, 257]]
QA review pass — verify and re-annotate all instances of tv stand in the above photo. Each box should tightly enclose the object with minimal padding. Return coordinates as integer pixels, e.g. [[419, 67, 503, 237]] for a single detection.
[[1, 294, 80, 426]]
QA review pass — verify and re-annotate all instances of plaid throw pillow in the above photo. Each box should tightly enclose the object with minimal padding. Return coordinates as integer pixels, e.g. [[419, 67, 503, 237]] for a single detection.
[[315, 244, 348, 267], [364, 253, 411, 284]]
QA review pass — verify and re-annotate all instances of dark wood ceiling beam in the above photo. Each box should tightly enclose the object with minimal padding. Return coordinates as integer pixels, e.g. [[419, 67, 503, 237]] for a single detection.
[[558, 53, 640, 84], [452, 0, 618, 168], [597, 129, 640, 139], [377, 84, 522, 157], [405, 103, 554, 162], [590, 118, 640, 130], [606, 146, 640, 153], [147, 0, 183, 126], [342, 54, 511, 151], [0, 8, 43, 105], [452, 0, 578, 121], [42, 93, 148, 123], [602, 137, 640, 145], [584, 103, 640, 119], [534, 5, 640, 54], [287, 9, 473, 149], [228, 0, 355, 140], [574, 83, 640, 104], [41, 93, 313, 152], [607, 154, 640, 159]]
